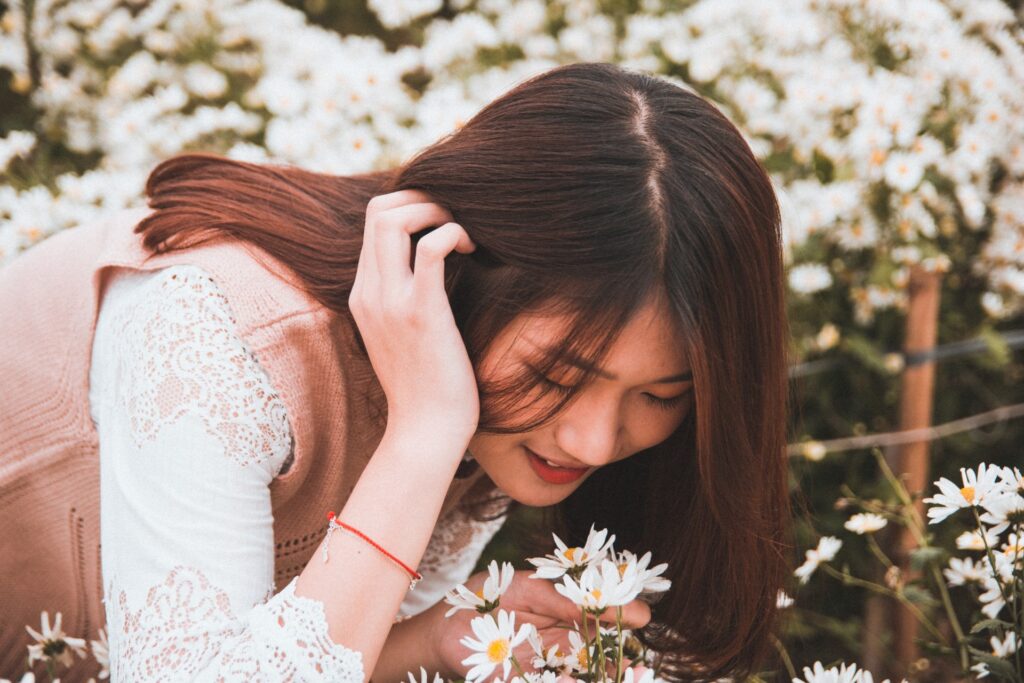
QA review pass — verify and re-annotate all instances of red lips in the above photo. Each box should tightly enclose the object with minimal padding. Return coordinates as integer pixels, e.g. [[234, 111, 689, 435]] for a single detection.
[[525, 447, 590, 484]]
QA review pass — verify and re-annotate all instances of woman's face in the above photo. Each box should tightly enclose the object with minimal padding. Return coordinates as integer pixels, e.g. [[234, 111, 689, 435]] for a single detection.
[[466, 293, 694, 507]]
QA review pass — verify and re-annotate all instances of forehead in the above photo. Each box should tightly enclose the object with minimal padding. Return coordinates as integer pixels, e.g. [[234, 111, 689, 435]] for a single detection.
[[483, 294, 690, 379]]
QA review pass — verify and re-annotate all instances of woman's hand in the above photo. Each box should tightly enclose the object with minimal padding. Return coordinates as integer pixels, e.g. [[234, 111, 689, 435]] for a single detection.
[[426, 567, 653, 676], [349, 189, 480, 443]]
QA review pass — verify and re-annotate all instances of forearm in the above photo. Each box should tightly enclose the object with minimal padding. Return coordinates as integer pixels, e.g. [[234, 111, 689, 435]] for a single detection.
[[293, 423, 468, 679], [370, 602, 449, 681]]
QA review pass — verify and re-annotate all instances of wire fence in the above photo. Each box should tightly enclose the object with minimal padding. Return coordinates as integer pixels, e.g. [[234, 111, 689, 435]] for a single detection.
[[787, 328, 1024, 457]]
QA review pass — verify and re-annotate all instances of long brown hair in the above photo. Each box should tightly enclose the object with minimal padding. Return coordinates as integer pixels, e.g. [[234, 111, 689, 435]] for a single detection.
[[138, 62, 790, 680]]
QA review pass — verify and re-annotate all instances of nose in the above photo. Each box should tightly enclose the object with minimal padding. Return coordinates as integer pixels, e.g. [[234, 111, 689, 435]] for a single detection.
[[552, 391, 622, 468]]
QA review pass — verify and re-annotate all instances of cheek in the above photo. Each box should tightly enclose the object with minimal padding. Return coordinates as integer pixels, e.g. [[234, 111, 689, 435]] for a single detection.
[[630, 401, 692, 450], [468, 432, 524, 466]]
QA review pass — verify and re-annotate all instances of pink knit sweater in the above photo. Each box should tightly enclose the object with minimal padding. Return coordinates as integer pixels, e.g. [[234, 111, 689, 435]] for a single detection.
[[0, 206, 497, 679]]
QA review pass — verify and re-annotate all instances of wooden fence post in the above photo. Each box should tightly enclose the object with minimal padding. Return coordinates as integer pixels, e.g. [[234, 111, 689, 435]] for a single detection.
[[882, 263, 943, 672]]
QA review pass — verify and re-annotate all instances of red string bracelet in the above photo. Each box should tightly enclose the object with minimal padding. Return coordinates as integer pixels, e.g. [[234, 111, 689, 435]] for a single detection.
[[321, 511, 423, 591]]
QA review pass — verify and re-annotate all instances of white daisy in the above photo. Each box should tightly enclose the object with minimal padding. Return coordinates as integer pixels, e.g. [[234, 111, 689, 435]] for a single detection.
[[998, 466, 1024, 494], [25, 611, 88, 669], [528, 525, 615, 580], [788, 263, 833, 294], [980, 492, 1024, 527], [554, 558, 643, 613], [612, 549, 671, 595], [563, 629, 596, 674], [622, 667, 656, 683], [406, 666, 445, 683], [923, 463, 1010, 524], [956, 527, 1007, 551], [979, 575, 1007, 619], [943, 557, 986, 587], [508, 673, 559, 683], [793, 661, 862, 683], [990, 631, 1019, 657], [525, 626, 565, 670], [794, 537, 843, 584], [843, 513, 888, 535], [444, 560, 514, 616], [91, 626, 109, 679], [459, 609, 534, 682]]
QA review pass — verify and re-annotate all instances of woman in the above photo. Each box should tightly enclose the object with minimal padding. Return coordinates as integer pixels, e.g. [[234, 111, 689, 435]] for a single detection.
[[0, 61, 790, 680]]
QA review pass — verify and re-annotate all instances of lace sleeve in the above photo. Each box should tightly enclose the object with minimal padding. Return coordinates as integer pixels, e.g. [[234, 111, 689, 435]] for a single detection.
[[90, 264, 363, 681], [396, 496, 509, 619]]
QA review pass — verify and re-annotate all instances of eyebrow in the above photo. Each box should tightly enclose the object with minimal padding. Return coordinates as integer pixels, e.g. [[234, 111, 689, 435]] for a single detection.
[[524, 340, 693, 384]]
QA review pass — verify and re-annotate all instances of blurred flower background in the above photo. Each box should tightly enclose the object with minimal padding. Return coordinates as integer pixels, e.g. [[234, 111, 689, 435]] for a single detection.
[[1, 0, 1022, 680]]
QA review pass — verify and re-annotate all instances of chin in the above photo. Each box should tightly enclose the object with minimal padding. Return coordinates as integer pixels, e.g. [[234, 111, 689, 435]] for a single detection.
[[494, 478, 584, 507]]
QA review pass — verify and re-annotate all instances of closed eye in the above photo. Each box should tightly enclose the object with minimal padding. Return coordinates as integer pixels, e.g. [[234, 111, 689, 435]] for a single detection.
[[528, 367, 578, 397], [641, 388, 692, 410], [528, 364, 692, 410]]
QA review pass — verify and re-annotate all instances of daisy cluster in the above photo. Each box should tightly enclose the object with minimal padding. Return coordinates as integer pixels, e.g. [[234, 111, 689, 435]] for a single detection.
[[3, 0, 1024, 323], [792, 661, 906, 683], [803, 463, 1023, 678], [439, 525, 670, 683], [926, 463, 1022, 671], [623, 0, 1024, 323]]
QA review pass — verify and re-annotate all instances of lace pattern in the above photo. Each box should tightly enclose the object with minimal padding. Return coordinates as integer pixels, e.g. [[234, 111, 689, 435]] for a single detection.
[[398, 497, 510, 618], [107, 567, 363, 681], [105, 266, 292, 467], [91, 264, 508, 677]]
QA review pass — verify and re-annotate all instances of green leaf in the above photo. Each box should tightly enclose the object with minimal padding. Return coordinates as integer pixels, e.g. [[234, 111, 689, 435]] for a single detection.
[[902, 585, 939, 608], [969, 618, 1015, 635]]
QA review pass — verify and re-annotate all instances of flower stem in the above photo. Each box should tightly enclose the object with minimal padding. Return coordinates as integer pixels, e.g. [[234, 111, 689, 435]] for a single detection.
[[593, 612, 609, 680], [928, 562, 969, 671], [582, 606, 594, 678], [616, 606, 625, 683], [866, 533, 895, 569], [820, 563, 946, 643], [770, 634, 797, 680]]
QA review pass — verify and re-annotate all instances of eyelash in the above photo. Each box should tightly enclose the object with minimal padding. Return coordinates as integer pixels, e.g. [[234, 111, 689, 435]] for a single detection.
[[529, 369, 691, 411]]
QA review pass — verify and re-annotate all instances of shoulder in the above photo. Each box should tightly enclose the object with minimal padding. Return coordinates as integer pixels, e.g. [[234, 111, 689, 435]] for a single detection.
[[93, 263, 294, 476]]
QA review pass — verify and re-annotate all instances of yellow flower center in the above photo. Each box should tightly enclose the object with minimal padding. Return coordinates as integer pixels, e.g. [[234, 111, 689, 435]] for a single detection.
[[475, 588, 485, 599], [589, 588, 602, 603], [563, 547, 586, 563], [617, 563, 628, 577], [960, 486, 975, 503], [487, 638, 510, 662]]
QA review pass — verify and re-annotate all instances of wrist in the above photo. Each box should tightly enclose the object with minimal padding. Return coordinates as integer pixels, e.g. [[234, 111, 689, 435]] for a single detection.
[[382, 420, 475, 461], [385, 405, 477, 442]]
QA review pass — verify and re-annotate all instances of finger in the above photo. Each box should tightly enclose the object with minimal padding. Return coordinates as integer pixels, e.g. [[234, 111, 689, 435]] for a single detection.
[[360, 191, 447, 295], [366, 189, 441, 215], [411, 222, 476, 294], [519, 574, 594, 625], [374, 202, 455, 284], [355, 200, 381, 295], [596, 598, 652, 630]]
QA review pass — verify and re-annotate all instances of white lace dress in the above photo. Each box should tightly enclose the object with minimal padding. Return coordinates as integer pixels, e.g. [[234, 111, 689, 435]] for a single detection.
[[89, 264, 507, 681]]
